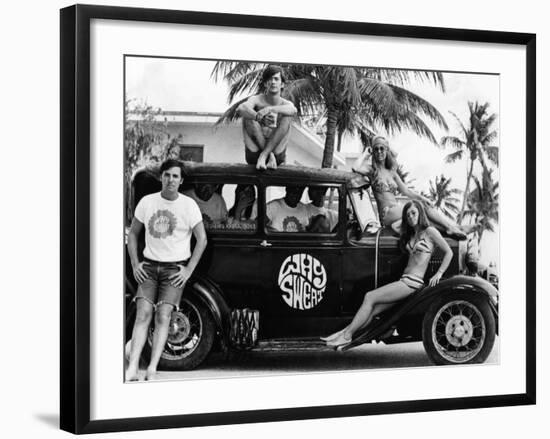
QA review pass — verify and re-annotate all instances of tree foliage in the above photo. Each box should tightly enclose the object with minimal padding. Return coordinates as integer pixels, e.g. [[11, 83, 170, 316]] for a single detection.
[[464, 168, 499, 246], [425, 174, 462, 220], [440, 101, 498, 223], [212, 62, 448, 168]]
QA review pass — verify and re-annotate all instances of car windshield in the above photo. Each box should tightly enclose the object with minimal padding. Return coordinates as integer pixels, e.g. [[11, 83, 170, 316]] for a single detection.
[[348, 187, 379, 231]]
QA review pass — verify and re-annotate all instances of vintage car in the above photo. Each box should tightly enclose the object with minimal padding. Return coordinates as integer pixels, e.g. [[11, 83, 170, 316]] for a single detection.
[[125, 162, 498, 370]]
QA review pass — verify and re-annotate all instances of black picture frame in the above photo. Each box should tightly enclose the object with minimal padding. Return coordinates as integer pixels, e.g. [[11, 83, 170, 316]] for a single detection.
[[60, 4, 536, 434]]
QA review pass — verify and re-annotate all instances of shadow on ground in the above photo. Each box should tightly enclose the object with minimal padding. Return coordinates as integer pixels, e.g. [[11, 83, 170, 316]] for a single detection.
[[34, 413, 59, 429]]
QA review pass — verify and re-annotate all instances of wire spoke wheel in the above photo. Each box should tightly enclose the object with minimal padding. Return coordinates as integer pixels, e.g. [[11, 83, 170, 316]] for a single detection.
[[423, 292, 496, 365], [144, 295, 215, 370], [432, 300, 485, 363]]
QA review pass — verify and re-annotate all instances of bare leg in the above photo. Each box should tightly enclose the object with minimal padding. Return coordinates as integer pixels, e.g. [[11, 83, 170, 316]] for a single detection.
[[145, 303, 174, 381], [243, 117, 290, 170], [265, 117, 291, 169], [126, 299, 154, 381], [425, 207, 468, 239], [327, 281, 414, 346], [321, 303, 394, 342], [243, 119, 266, 151]]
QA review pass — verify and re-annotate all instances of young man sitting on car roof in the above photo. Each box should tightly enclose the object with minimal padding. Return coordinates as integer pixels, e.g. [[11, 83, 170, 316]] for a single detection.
[[237, 65, 297, 171]]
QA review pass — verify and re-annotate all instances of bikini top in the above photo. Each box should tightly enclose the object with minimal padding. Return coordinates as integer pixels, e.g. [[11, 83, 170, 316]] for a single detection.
[[406, 230, 434, 255], [371, 176, 398, 196]]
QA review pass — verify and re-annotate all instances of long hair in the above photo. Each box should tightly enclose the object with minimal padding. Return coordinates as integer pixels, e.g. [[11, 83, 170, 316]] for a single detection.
[[399, 200, 431, 251], [228, 184, 256, 219], [370, 136, 398, 174]]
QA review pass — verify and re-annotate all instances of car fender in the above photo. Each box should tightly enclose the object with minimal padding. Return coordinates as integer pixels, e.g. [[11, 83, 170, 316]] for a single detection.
[[407, 275, 499, 316], [186, 275, 232, 347], [342, 275, 498, 351]]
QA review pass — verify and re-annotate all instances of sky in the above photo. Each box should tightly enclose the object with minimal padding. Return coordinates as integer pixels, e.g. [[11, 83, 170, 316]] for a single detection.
[[125, 57, 499, 266]]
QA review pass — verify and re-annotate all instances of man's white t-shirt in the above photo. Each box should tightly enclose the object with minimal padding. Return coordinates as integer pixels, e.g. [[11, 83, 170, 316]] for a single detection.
[[183, 189, 228, 224], [266, 198, 311, 232], [134, 192, 203, 262]]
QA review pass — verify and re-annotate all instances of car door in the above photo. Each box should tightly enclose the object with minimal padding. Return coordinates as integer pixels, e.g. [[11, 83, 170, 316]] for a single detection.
[[195, 181, 264, 309], [258, 184, 344, 338]]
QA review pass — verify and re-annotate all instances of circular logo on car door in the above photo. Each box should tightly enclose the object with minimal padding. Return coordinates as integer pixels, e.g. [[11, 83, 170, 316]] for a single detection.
[[278, 253, 327, 310]]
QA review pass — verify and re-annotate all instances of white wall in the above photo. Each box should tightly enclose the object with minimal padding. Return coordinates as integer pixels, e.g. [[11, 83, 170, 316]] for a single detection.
[[165, 122, 326, 167], [2, 1, 546, 438]]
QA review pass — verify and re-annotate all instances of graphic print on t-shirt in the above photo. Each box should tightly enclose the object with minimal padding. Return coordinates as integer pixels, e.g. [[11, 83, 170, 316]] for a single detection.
[[148, 209, 177, 239], [282, 216, 304, 232]]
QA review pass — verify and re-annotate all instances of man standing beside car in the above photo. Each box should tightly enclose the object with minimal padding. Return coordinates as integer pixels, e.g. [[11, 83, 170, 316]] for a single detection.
[[237, 65, 297, 170], [126, 159, 207, 381]]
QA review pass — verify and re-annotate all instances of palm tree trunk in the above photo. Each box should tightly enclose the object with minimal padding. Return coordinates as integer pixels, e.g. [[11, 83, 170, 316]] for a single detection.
[[458, 159, 474, 225], [336, 127, 343, 153], [477, 148, 490, 175], [477, 229, 484, 247], [322, 108, 338, 168]]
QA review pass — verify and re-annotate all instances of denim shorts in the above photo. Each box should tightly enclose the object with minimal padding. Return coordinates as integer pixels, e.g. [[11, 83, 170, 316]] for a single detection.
[[134, 258, 188, 309]]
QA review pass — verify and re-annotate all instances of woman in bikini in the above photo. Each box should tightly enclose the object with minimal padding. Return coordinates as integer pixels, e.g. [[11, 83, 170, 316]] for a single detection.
[[322, 200, 453, 348], [352, 136, 470, 240]]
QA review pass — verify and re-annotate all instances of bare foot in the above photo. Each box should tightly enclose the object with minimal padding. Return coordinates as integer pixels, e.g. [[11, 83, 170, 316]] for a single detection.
[[460, 224, 478, 235], [446, 227, 467, 241], [145, 368, 157, 381], [320, 328, 346, 342], [256, 154, 268, 170], [266, 153, 278, 170], [326, 331, 352, 347], [125, 366, 139, 382]]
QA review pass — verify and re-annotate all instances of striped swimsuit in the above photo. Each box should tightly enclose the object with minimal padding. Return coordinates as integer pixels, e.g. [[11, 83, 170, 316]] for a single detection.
[[400, 232, 434, 290]]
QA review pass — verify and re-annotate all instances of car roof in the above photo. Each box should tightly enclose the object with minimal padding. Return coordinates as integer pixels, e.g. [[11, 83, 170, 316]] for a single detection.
[[135, 162, 370, 188]]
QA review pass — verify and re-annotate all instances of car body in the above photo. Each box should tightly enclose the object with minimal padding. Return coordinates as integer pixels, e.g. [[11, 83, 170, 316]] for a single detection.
[[125, 162, 499, 369]]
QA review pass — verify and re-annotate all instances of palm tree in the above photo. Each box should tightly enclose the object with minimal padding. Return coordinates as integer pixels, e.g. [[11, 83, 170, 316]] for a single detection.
[[212, 63, 448, 168], [464, 169, 499, 247], [396, 164, 416, 190], [426, 174, 462, 220], [441, 101, 498, 223]]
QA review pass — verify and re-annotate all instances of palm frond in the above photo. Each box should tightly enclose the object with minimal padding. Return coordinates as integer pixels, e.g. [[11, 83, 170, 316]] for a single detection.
[[445, 150, 464, 163], [214, 96, 250, 125], [448, 111, 469, 137], [440, 136, 465, 149]]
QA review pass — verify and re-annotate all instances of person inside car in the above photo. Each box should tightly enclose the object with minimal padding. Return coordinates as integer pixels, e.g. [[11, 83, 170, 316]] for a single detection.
[[237, 65, 298, 170], [266, 185, 310, 232], [227, 184, 257, 230], [321, 200, 453, 349], [352, 135, 473, 240], [228, 184, 256, 221], [183, 183, 228, 226], [125, 159, 207, 381], [306, 186, 338, 232]]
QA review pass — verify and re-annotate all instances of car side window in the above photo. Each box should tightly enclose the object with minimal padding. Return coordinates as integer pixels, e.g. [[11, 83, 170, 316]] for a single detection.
[[264, 185, 339, 234], [184, 183, 257, 233]]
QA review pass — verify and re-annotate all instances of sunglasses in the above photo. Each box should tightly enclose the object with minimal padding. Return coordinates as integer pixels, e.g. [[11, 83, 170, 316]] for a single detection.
[[373, 146, 386, 152]]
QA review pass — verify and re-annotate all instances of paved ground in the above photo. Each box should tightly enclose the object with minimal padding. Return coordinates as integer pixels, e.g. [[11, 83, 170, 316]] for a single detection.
[[127, 338, 500, 382]]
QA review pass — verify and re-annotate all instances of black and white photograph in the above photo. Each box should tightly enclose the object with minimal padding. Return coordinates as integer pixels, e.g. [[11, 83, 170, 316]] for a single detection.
[[52, 2, 538, 435], [123, 57, 501, 382]]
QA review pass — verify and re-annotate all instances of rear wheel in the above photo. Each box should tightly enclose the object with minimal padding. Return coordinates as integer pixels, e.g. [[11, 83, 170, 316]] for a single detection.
[[142, 295, 216, 370], [422, 292, 496, 365]]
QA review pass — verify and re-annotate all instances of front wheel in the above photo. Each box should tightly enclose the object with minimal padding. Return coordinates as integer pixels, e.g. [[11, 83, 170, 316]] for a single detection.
[[142, 294, 216, 370], [422, 292, 496, 365]]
